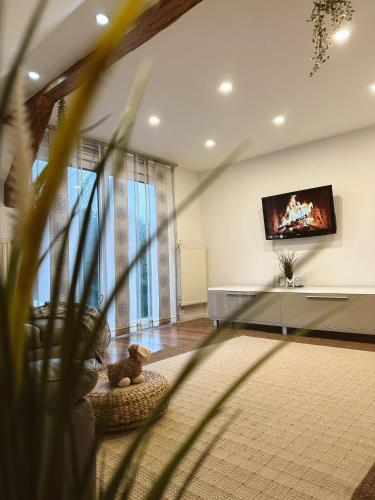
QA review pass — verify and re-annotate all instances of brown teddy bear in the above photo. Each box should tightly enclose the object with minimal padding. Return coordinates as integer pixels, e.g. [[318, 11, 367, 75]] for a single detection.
[[107, 344, 151, 388]]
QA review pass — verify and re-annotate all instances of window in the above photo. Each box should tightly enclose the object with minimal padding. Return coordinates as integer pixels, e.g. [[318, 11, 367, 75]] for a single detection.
[[31, 133, 175, 336], [105, 175, 159, 332]]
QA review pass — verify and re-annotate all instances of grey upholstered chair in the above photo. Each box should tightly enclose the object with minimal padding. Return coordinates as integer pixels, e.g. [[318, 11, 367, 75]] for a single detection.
[[26, 302, 111, 499]]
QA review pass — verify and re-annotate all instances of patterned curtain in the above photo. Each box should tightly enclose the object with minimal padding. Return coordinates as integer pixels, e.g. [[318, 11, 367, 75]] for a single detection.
[[155, 161, 172, 322], [48, 130, 70, 301], [113, 151, 130, 332], [33, 132, 71, 303], [111, 153, 176, 335]]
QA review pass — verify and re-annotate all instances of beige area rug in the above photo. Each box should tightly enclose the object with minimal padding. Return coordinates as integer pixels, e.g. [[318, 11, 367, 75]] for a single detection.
[[98, 336, 375, 499]]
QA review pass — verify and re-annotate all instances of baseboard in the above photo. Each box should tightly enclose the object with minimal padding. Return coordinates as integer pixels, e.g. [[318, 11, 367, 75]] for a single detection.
[[179, 303, 208, 322]]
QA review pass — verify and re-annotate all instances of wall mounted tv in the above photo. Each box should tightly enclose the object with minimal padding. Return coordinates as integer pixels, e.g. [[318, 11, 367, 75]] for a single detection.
[[262, 185, 337, 240]]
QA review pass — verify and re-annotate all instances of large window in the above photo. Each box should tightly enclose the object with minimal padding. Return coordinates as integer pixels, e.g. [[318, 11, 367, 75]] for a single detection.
[[31, 133, 176, 336], [105, 176, 159, 332]]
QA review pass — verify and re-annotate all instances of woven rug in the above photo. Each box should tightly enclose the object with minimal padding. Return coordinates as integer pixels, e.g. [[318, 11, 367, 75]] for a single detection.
[[98, 336, 375, 499]]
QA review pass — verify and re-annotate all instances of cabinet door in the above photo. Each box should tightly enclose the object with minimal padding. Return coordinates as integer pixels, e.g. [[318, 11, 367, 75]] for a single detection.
[[208, 290, 281, 325], [281, 293, 375, 334], [208, 290, 225, 319], [208, 290, 255, 320], [322, 294, 375, 334]]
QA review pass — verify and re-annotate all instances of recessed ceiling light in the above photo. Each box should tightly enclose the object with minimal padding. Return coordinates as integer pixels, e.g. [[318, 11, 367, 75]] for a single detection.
[[205, 139, 216, 148], [272, 115, 285, 126], [332, 28, 350, 43], [96, 13, 109, 26], [218, 81, 233, 95], [369, 83, 375, 94], [28, 71, 40, 81], [148, 115, 161, 126]]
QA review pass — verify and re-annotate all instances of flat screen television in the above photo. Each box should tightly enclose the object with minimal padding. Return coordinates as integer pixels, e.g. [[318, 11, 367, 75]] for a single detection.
[[262, 185, 337, 240]]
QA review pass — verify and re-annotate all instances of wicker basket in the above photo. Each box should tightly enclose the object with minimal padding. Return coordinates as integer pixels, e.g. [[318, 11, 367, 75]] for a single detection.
[[88, 370, 169, 432]]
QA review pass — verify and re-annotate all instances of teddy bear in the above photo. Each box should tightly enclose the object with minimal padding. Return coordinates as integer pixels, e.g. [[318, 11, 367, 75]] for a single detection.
[[107, 344, 151, 388]]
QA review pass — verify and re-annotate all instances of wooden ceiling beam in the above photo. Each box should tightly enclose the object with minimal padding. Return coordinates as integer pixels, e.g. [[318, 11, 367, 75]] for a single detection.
[[4, 94, 55, 207], [4, 0, 204, 207]]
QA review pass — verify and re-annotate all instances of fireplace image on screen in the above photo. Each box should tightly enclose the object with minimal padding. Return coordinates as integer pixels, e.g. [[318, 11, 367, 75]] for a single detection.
[[262, 185, 337, 240]]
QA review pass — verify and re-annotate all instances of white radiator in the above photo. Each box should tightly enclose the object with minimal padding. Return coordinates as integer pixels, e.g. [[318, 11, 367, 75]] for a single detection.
[[0, 239, 12, 282], [178, 244, 207, 306]]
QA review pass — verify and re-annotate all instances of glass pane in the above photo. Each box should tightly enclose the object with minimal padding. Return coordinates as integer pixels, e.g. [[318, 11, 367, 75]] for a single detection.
[[137, 182, 149, 319], [68, 167, 100, 308], [128, 179, 158, 323], [32, 160, 50, 306]]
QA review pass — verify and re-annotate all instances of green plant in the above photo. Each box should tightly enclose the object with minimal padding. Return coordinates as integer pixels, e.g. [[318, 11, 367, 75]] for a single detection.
[[57, 98, 67, 123], [0, 2, 338, 499], [277, 249, 297, 280], [308, 0, 354, 76]]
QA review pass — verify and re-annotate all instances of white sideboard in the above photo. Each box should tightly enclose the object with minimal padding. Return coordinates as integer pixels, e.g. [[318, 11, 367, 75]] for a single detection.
[[208, 286, 375, 335]]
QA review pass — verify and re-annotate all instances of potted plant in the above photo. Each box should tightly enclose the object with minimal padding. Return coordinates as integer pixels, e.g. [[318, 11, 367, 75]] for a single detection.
[[277, 250, 297, 287], [0, 0, 345, 497]]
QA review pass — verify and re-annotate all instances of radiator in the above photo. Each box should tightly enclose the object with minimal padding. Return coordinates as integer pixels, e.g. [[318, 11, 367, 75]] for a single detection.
[[0, 239, 12, 282], [178, 244, 207, 306]]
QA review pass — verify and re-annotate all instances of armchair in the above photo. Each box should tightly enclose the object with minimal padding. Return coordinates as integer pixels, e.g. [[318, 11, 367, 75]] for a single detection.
[[26, 302, 111, 500]]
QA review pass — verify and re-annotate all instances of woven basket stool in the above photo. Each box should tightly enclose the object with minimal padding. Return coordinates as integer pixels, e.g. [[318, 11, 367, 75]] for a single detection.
[[88, 370, 169, 432]]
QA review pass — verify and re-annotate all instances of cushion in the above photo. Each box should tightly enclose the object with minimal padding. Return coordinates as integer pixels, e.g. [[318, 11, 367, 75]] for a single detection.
[[25, 323, 42, 350], [29, 358, 100, 409]]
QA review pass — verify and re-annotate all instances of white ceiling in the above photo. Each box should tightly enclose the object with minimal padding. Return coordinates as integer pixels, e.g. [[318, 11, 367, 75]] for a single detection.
[[1, 0, 85, 77], [0, 0, 126, 90], [8, 0, 375, 170]]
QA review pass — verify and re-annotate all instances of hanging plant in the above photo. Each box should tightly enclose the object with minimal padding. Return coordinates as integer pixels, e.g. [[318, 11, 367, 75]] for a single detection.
[[56, 97, 66, 124], [308, 0, 354, 76]]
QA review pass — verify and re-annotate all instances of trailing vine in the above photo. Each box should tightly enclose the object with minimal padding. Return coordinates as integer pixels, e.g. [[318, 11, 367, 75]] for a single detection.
[[308, 0, 354, 76], [57, 97, 66, 124]]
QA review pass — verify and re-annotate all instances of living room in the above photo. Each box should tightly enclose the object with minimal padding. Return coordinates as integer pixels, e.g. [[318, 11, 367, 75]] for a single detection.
[[0, 0, 374, 499]]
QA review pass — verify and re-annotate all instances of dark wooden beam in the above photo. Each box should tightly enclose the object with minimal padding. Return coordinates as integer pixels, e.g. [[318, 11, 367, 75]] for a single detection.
[[4, 94, 54, 207], [4, 0, 204, 206], [27, 94, 56, 157]]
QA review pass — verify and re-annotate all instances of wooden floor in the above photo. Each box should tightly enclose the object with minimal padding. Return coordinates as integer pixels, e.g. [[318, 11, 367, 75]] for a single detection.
[[106, 318, 375, 365]]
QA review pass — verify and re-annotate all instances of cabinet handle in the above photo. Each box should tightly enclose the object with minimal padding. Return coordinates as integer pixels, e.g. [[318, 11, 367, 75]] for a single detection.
[[306, 295, 348, 300], [226, 292, 257, 297]]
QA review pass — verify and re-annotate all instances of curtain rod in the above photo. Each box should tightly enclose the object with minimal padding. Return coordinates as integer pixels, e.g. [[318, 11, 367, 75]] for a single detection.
[[47, 125, 178, 168]]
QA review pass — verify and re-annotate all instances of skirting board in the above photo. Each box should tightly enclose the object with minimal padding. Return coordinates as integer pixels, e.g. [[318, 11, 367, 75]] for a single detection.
[[180, 303, 208, 321]]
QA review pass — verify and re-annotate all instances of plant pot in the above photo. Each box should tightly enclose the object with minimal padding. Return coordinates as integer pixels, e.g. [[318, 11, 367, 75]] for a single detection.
[[285, 277, 295, 287]]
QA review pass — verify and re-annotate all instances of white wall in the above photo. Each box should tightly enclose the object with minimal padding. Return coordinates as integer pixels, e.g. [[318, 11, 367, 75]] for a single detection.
[[199, 126, 375, 288], [173, 166, 207, 320], [174, 166, 203, 245]]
